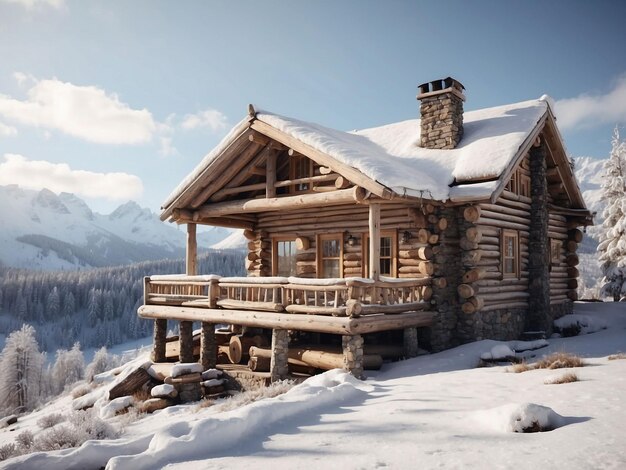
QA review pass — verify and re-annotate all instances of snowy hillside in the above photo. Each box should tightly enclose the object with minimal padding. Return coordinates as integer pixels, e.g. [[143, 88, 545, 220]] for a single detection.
[[1, 302, 625, 468], [574, 156, 605, 218], [0, 185, 232, 270]]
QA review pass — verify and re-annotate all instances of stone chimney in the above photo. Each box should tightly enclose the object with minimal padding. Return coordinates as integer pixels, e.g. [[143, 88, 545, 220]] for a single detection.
[[417, 77, 465, 149]]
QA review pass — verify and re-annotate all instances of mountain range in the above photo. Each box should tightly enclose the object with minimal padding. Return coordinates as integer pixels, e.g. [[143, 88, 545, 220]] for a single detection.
[[0, 185, 236, 270], [0, 157, 607, 270]]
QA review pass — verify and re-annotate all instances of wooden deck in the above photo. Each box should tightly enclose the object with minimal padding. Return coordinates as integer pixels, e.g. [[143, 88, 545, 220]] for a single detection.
[[141, 274, 435, 334]]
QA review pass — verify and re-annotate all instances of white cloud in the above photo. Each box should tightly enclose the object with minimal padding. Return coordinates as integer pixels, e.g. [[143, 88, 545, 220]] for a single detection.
[[181, 108, 229, 132], [555, 75, 626, 130], [0, 122, 17, 137], [0, 154, 143, 200], [159, 136, 179, 157], [0, 75, 157, 144], [1, 0, 64, 9]]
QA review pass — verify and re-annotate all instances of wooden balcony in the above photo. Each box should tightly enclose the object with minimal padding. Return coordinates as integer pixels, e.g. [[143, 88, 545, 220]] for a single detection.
[[140, 274, 434, 335]]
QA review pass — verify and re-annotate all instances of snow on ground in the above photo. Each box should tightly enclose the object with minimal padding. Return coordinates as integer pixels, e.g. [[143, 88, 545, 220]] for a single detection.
[[2, 302, 626, 469]]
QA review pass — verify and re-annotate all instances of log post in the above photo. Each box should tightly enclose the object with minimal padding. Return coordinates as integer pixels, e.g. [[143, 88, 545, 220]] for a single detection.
[[270, 329, 289, 382], [186, 223, 197, 276], [403, 327, 418, 358], [342, 335, 364, 379], [180, 222, 198, 364], [178, 320, 194, 363], [200, 322, 216, 370], [369, 203, 381, 280], [151, 319, 167, 362], [266, 148, 277, 198]]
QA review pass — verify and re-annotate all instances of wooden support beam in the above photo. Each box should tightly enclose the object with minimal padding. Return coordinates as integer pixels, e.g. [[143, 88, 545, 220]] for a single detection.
[[266, 149, 277, 198], [270, 329, 289, 382], [186, 223, 197, 276], [151, 319, 167, 362], [194, 186, 366, 218], [369, 203, 381, 280]]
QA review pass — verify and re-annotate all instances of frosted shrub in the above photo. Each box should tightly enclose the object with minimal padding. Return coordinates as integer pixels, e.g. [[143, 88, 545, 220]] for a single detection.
[[36, 424, 83, 451], [0, 443, 16, 461], [86, 347, 117, 382], [37, 412, 66, 429], [15, 430, 34, 451], [67, 409, 118, 441]]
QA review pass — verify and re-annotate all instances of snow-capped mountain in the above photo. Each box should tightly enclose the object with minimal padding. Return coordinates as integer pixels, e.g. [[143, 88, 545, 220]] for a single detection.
[[574, 156, 605, 219], [0, 185, 233, 270]]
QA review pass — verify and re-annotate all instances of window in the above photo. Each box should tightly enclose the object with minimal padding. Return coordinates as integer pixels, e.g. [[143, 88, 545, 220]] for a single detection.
[[506, 170, 531, 198], [519, 174, 531, 198], [501, 230, 519, 278], [550, 239, 562, 264], [364, 230, 398, 277], [272, 238, 297, 277], [317, 233, 343, 278], [290, 155, 313, 192]]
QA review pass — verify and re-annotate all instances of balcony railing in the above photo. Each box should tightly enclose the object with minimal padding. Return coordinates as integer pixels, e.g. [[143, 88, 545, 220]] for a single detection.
[[144, 275, 432, 318]]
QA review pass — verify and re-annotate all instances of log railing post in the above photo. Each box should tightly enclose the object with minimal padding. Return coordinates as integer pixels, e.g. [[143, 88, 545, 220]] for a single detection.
[[270, 329, 289, 382]]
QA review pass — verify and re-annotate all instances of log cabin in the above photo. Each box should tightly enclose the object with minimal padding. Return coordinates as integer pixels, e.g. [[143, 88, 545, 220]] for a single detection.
[[139, 77, 593, 380]]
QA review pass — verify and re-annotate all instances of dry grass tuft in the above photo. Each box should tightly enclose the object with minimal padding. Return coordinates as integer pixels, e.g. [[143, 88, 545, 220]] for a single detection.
[[132, 388, 152, 402], [544, 372, 579, 385], [194, 380, 295, 414], [71, 383, 92, 399], [535, 352, 584, 370], [509, 362, 532, 373], [508, 353, 584, 373], [608, 353, 626, 361]]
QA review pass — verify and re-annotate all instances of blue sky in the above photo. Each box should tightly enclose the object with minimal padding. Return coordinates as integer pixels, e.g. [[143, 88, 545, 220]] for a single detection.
[[0, 0, 624, 213]]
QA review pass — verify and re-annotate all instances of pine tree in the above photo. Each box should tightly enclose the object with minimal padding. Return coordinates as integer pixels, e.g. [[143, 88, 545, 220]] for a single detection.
[[598, 127, 626, 301], [0, 324, 44, 413]]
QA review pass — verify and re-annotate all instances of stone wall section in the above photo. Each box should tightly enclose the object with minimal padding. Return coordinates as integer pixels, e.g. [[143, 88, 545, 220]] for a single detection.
[[419, 94, 464, 150]]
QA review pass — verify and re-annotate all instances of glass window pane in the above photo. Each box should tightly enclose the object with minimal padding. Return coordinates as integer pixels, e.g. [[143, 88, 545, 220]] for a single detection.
[[505, 258, 514, 273], [323, 259, 340, 278], [380, 237, 391, 257], [380, 258, 391, 276], [276, 241, 296, 277], [323, 239, 340, 258]]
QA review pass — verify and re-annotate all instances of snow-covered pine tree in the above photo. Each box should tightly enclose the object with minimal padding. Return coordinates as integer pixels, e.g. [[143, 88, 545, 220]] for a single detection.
[[0, 324, 44, 414], [597, 127, 626, 301]]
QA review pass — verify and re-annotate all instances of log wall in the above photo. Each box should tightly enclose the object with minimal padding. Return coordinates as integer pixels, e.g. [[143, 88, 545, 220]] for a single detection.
[[247, 203, 443, 282]]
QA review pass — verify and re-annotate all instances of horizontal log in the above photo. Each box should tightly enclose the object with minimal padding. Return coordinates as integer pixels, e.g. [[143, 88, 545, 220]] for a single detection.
[[139, 305, 434, 334], [458, 284, 475, 299], [462, 296, 484, 314], [464, 206, 481, 223], [195, 186, 366, 218]]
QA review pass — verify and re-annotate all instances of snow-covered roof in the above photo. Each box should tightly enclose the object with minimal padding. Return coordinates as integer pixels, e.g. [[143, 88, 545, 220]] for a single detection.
[[162, 97, 552, 210], [257, 98, 549, 201]]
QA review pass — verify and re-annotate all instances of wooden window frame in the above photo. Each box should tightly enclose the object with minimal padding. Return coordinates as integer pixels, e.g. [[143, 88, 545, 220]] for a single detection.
[[272, 236, 297, 277], [316, 233, 344, 278], [363, 230, 398, 278], [501, 229, 520, 279], [550, 238, 562, 264], [289, 155, 314, 194], [519, 174, 531, 198]]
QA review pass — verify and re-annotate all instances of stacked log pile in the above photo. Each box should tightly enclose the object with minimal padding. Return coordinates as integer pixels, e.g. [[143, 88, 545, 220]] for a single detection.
[[563, 228, 582, 302], [243, 229, 270, 277]]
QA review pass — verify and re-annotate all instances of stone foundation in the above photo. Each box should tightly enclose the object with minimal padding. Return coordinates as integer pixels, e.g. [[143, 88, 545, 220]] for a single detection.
[[342, 335, 364, 379]]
